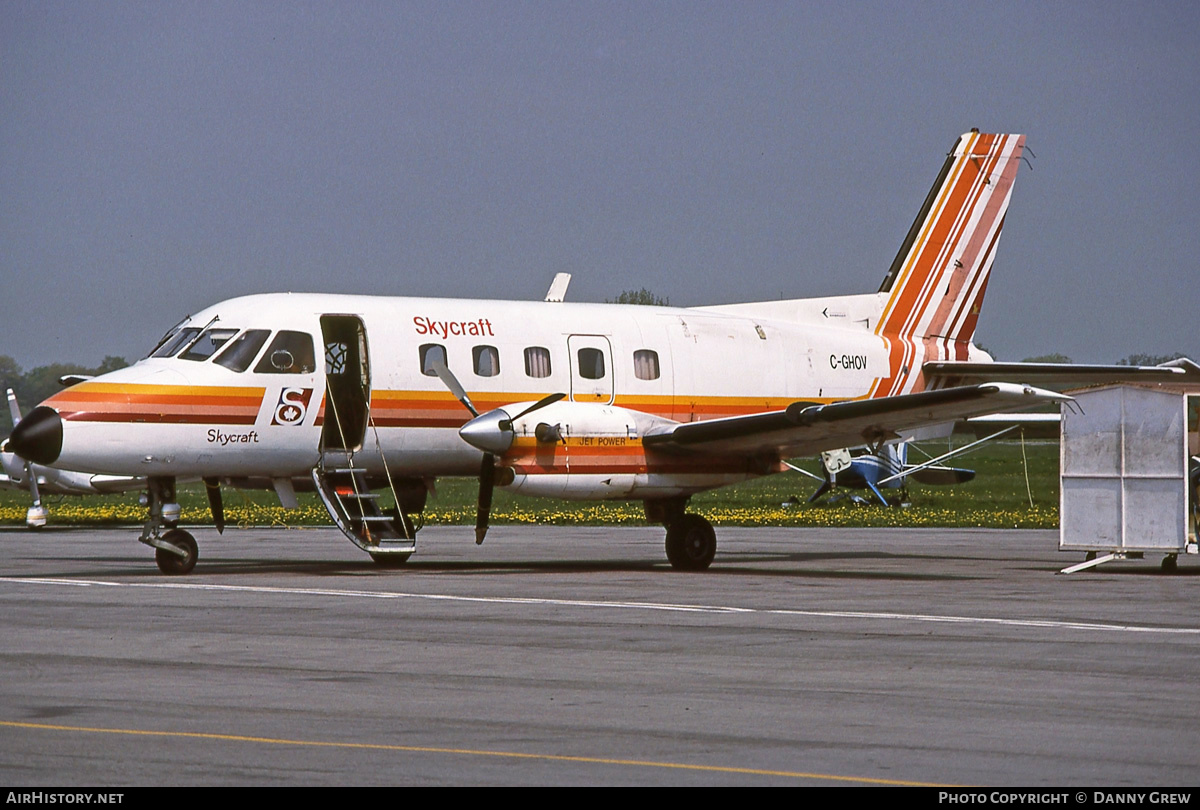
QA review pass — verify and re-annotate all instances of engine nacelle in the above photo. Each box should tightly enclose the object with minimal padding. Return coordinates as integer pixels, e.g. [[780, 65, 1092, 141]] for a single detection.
[[491, 400, 671, 500]]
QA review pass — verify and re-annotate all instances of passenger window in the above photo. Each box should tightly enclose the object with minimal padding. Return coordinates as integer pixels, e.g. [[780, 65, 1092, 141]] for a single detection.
[[578, 347, 606, 380], [253, 331, 316, 374], [420, 344, 447, 377], [180, 329, 239, 361], [473, 346, 500, 377], [151, 328, 200, 358], [633, 349, 660, 381], [215, 330, 271, 372], [524, 347, 551, 378]]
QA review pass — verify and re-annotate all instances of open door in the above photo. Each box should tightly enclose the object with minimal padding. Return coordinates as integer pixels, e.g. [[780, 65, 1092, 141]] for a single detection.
[[320, 315, 370, 452]]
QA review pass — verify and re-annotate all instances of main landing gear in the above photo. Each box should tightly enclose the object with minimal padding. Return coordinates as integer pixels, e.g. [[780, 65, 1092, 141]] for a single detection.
[[648, 498, 717, 571], [140, 477, 199, 575]]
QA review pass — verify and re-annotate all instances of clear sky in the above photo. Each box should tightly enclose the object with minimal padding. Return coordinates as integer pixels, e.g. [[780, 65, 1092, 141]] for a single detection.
[[2, 0, 1197, 369]]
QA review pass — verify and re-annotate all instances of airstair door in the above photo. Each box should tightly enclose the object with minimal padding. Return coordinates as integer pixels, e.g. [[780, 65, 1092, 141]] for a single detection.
[[320, 315, 370, 452]]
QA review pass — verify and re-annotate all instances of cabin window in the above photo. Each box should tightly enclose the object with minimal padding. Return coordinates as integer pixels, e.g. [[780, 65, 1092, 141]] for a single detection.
[[633, 349, 660, 381], [180, 329, 239, 362], [215, 330, 271, 372], [254, 331, 316, 374], [577, 347, 606, 380], [473, 345, 500, 377], [420, 344, 447, 376], [524, 347, 551, 378], [151, 327, 200, 358]]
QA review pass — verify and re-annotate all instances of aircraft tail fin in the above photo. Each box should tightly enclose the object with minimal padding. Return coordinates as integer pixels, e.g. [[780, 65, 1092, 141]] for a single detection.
[[873, 131, 1026, 395]]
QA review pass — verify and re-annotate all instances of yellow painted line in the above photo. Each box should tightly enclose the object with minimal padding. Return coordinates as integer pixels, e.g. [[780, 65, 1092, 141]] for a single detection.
[[0, 720, 951, 786]]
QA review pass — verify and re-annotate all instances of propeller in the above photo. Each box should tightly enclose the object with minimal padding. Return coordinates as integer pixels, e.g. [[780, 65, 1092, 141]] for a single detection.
[[204, 476, 225, 534], [5, 389, 47, 527], [429, 359, 564, 544]]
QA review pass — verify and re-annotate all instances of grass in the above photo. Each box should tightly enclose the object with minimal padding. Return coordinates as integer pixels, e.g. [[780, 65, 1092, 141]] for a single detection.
[[0, 438, 1060, 529]]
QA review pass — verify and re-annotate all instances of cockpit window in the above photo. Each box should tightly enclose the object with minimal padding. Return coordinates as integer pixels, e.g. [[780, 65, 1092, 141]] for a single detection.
[[215, 330, 271, 372], [180, 329, 239, 361], [254, 331, 316, 374], [151, 328, 201, 358], [146, 317, 191, 357]]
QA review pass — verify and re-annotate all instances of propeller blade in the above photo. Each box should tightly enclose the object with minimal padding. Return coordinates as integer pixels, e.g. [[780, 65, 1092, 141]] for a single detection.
[[507, 392, 566, 425], [8, 391, 47, 526], [7, 388, 21, 428], [204, 477, 225, 534], [429, 359, 478, 417], [475, 454, 495, 545], [24, 460, 42, 508]]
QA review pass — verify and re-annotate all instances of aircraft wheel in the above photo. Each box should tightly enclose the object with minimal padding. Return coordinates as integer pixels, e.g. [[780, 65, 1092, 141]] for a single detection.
[[1162, 554, 1178, 573], [665, 514, 716, 571], [369, 552, 411, 567], [155, 529, 198, 575]]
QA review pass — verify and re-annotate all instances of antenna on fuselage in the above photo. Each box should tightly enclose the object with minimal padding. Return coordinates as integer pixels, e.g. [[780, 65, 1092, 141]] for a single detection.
[[544, 273, 571, 302]]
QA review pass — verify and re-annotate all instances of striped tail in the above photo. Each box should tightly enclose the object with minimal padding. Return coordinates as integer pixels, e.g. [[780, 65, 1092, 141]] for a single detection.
[[872, 131, 1026, 397]]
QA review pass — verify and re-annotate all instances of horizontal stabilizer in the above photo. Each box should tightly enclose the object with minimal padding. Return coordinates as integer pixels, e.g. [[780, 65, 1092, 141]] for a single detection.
[[926, 358, 1200, 388]]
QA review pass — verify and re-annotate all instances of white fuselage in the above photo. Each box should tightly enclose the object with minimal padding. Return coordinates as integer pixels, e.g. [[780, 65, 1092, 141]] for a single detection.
[[41, 292, 911, 499]]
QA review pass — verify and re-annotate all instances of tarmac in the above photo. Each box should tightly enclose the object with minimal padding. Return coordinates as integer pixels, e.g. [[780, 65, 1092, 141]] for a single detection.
[[1, 524, 1197, 786]]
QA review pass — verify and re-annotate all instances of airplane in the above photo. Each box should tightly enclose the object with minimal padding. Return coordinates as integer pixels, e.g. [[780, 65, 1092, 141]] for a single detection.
[[2, 389, 145, 527], [791, 420, 1044, 506], [5, 130, 1195, 575], [790, 441, 975, 507]]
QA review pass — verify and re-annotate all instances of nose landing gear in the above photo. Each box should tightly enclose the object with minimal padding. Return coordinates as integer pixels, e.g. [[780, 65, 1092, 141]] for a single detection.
[[154, 528, 199, 575], [140, 477, 198, 575]]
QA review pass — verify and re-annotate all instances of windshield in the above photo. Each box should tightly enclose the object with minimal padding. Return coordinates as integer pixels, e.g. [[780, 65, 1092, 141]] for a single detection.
[[151, 328, 201, 358], [180, 329, 240, 361], [215, 330, 271, 372], [145, 316, 191, 357]]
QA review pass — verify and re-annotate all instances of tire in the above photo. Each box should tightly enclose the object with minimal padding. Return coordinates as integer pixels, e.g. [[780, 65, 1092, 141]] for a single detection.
[[665, 514, 717, 571], [155, 529, 198, 575]]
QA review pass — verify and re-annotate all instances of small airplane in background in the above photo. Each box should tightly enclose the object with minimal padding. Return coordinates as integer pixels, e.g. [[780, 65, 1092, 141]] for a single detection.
[[790, 420, 1044, 506], [5, 130, 1196, 574], [2, 389, 144, 527], [790, 441, 975, 506]]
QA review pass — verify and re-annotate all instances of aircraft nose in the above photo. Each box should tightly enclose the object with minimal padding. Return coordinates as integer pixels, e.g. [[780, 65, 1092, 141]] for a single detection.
[[6, 406, 63, 465]]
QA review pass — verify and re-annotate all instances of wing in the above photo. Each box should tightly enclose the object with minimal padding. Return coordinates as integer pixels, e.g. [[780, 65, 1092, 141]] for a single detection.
[[924, 358, 1200, 389], [643, 382, 1070, 458]]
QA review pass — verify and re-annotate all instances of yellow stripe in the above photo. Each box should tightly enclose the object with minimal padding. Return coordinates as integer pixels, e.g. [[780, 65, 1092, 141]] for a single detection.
[[64, 382, 265, 398], [0, 720, 955, 786]]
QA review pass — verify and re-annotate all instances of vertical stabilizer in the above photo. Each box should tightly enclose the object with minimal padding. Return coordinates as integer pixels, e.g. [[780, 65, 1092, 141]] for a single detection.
[[873, 131, 1025, 396]]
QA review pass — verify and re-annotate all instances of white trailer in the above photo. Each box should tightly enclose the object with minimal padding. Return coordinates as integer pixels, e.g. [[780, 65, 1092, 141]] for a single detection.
[[1059, 384, 1199, 573]]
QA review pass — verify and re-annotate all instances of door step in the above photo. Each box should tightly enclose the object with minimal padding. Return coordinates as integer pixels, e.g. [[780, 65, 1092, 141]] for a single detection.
[[312, 465, 416, 557]]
